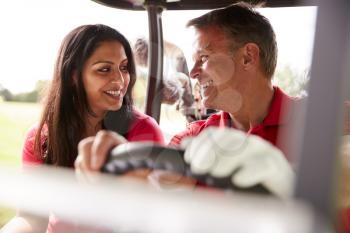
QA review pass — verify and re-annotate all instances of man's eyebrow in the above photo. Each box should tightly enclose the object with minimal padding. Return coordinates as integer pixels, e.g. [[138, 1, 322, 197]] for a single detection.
[[198, 42, 211, 52]]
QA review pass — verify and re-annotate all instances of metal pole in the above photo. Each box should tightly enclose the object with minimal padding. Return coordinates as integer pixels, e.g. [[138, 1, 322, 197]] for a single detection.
[[293, 0, 350, 228], [145, 3, 164, 123]]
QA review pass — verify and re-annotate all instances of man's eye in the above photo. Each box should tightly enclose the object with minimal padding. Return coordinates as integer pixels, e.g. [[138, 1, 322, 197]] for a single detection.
[[200, 55, 208, 63]]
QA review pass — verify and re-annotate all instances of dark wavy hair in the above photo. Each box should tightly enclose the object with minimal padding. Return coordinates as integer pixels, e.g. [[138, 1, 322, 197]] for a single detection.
[[34, 24, 136, 167]]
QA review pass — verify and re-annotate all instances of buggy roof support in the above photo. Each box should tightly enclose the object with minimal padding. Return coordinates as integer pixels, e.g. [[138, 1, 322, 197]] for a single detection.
[[92, 0, 309, 10], [293, 0, 350, 225], [144, 2, 164, 123]]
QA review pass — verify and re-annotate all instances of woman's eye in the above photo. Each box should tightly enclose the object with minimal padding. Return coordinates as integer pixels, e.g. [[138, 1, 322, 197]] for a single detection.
[[98, 67, 111, 73], [120, 65, 129, 73]]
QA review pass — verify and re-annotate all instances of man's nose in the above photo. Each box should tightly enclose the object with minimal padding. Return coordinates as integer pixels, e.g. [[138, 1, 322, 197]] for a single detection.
[[190, 63, 200, 80]]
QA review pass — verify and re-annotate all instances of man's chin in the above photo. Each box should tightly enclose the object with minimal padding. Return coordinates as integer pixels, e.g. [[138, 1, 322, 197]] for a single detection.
[[202, 99, 216, 110]]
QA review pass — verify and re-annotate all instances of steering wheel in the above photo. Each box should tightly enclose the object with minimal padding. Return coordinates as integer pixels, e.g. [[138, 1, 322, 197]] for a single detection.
[[101, 142, 271, 195]]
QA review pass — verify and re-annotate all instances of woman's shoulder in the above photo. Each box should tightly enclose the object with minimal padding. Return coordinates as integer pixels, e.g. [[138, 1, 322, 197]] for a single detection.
[[24, 124, 47, 142], [25, 123, 48, 135], [22, 123, 47, 165], [131, 108, 160, 126], [132, 108, 152, 120], [127, 109, 164, 144]]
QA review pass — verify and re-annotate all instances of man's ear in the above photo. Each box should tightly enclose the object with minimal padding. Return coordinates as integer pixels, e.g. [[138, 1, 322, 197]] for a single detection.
[[241, 43, 260, 70]]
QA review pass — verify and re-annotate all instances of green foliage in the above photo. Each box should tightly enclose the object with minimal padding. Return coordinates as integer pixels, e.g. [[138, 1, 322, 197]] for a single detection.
[[0, 80, 49, 103], [0, 84, 13, 101], [273, 65, 310, 97], [11, 91, 38, 102]]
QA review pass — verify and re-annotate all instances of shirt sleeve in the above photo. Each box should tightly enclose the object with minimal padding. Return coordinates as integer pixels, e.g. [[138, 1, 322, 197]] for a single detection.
[[169, 120, 205, 146], [342, 208, 350, 233], [127, 115, 165, 145], [22, 125, 44, 165], [169, 129, 192, 146]]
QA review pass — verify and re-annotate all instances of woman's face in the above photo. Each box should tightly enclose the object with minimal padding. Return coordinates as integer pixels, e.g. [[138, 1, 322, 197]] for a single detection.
[[82, 40, 130, 117]]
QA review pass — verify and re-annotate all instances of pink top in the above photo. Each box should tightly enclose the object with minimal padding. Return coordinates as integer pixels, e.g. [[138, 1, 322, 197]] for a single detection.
[[22, 109, 164, 165], [21, 109, 164, 232]]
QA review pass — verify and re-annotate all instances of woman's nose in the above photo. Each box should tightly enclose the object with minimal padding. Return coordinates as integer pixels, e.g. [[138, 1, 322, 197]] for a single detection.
[[111, 71, 124, 87]]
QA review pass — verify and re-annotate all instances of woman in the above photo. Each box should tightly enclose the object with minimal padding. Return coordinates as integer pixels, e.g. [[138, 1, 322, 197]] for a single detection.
[[5, 24, 164, 233], [23, 24, 164, 166]]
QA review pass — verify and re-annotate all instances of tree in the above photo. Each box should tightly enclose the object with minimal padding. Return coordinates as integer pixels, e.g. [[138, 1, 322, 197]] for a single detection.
[[11, 79, 50, 103], [273, 65, 309, 97], [0, 84, 13, 101]]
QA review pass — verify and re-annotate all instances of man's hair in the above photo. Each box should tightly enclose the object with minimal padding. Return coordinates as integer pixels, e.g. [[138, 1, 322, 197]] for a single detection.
[[187, 2, 277, 78]]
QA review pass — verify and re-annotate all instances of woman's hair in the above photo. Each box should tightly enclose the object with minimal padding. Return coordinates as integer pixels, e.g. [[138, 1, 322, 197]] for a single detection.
[[35, 24, 136, 167]]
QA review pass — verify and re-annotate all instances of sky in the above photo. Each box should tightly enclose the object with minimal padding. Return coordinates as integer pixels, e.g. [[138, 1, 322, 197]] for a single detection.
[[0, 0, 316, 94]]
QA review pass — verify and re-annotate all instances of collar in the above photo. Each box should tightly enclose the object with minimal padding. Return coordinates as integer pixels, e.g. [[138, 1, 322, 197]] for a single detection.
[[218, 86, 298, 128], [262, 86, 297, 126]]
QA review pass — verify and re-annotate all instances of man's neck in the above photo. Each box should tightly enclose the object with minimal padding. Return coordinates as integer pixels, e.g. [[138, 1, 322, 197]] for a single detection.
[[229, 80, 274, 132]]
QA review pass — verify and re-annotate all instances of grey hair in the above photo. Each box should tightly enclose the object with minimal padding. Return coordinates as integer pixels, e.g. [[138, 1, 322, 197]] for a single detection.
[[187, 2, 277, 78]]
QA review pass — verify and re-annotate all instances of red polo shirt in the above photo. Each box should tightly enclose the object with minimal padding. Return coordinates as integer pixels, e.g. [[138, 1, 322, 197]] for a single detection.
[[342, 208, 350, 233], [170, 86, 298, 160], [170, 86, 350, 233]]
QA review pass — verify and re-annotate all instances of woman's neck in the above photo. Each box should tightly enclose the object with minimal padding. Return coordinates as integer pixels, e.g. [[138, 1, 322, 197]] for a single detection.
[[84, 113, 104, 137]]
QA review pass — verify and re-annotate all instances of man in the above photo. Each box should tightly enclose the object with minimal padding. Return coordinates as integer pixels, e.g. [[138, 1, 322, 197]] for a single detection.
[[169, 2, 296, 158], [75, 2, 295, 198]]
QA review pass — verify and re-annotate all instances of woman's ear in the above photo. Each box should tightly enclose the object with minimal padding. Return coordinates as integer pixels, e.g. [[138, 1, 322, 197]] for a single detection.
[[72, 71, 79, 87], [242, 43, 260, 70]]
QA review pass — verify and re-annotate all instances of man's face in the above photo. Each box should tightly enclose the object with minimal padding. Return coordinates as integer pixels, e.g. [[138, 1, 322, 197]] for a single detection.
[[190, 26, 245, 113]]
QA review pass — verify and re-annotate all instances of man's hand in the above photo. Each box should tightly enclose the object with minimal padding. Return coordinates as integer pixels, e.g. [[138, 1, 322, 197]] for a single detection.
[[182, 127, 295, 198], [75, 130, 127, 172]]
